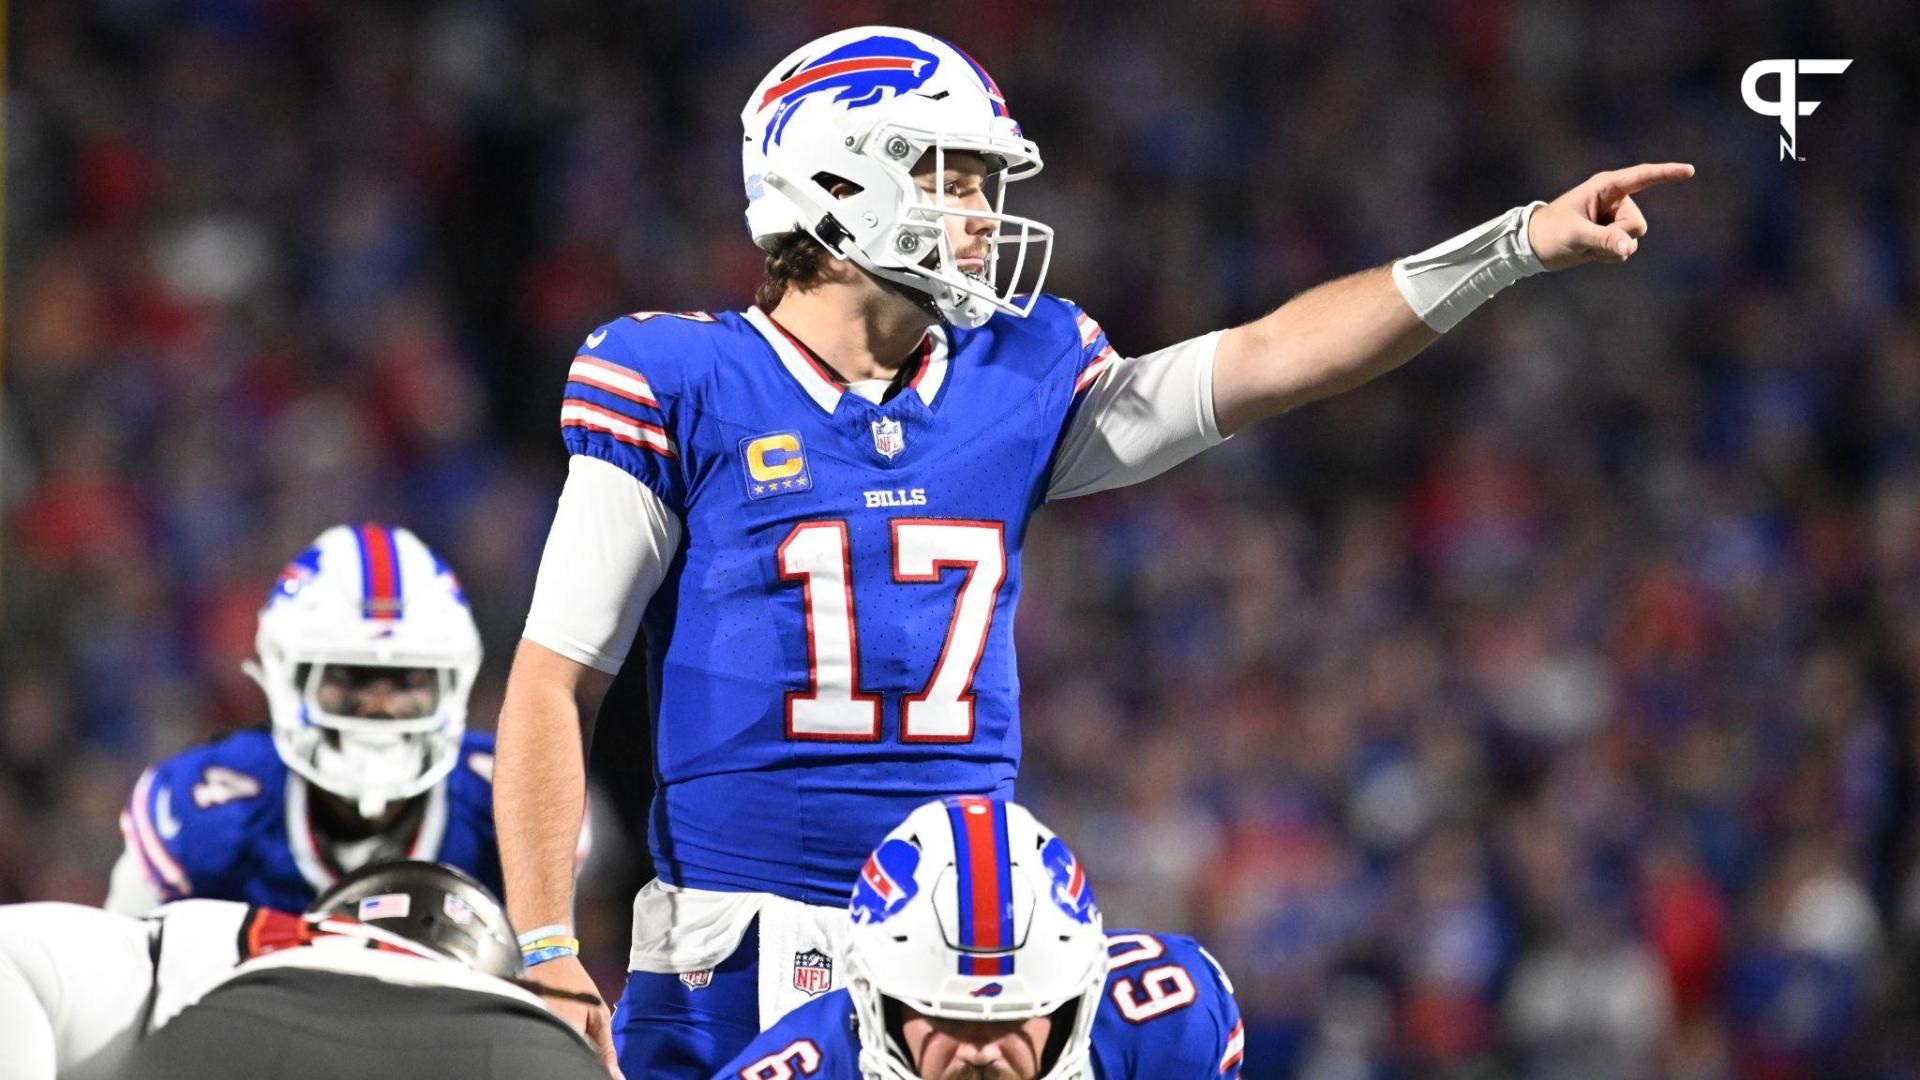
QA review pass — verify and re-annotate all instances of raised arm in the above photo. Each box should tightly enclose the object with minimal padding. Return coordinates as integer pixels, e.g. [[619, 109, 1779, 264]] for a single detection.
[[1211, 163, 1694, 433]]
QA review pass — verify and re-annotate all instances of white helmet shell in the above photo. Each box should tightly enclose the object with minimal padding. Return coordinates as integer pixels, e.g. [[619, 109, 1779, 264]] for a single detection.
[[246, 524, 481, 818], [741, 26, 1053, 328], [845, 797, 1106, 1080]]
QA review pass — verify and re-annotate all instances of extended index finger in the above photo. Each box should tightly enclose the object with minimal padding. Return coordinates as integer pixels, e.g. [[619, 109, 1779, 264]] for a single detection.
[[1601, 162, 1696, 197]]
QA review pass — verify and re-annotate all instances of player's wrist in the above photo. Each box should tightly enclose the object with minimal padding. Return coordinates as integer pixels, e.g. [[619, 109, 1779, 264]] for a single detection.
[[1391, 201, 1547, 332], [518, 923, 580, 967], [522, 944, 579, 967]]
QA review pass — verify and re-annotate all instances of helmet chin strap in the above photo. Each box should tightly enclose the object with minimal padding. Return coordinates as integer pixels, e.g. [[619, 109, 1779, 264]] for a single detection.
[[868, 265, 946, 324], [764, 171, 995, 329]]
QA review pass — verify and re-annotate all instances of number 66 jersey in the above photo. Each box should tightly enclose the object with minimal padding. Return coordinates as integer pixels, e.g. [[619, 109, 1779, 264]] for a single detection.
[[527, 300, 1224, 903]]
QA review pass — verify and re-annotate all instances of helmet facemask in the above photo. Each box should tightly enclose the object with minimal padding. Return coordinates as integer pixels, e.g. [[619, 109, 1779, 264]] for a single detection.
[[853, 966, 1100, 1080], [248, 524, 482, 822], [252, 655, 468, 820]]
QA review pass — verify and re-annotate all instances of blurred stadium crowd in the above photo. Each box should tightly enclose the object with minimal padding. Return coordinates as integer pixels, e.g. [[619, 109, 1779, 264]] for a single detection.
[[5, 1, 1919, 1077]]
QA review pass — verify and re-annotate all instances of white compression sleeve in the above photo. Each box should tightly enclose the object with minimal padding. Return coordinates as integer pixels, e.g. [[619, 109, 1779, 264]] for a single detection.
[[1047, 330, 1228, 501], [1391, 202, 1546, 332], [523, 454, 683, 673]]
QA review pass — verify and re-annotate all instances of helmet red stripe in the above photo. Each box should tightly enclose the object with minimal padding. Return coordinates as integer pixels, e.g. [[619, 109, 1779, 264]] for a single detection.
[[357, 524, 401, 620], [957, 796, 1007, 952], [760, 57, 919, 110]]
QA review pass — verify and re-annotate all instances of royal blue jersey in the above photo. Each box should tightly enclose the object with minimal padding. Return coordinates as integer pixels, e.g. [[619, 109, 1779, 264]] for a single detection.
[[116, 729, 503, 911], [563, 301, 1117, 902], [713, 930, 1245, 1080]]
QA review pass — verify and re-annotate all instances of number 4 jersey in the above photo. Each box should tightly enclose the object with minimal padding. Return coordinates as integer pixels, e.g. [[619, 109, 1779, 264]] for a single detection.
[[526, 300, 1224, 903], [105, 730, 505, 914], [714, 930, 1246, 1079]]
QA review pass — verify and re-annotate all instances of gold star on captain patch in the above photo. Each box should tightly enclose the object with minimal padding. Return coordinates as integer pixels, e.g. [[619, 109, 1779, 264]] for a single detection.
[[753, 484, 765, 494], [782, 479, 795, 489], [796, 476, 808, 487]]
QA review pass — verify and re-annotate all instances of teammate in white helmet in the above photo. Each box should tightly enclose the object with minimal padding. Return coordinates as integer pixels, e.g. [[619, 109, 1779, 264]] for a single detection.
[[492, 24, 1690, 1076], [104, 524, 520, 915], [713, 797, 1244, 1080]]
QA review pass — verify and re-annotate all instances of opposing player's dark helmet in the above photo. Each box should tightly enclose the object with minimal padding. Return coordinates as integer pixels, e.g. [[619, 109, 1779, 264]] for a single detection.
[[308, 860, 523, 981]]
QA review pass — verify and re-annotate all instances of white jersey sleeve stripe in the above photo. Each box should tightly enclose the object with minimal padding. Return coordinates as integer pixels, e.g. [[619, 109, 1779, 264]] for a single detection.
[[126, 769, 191, 897], [116, 813, 173, 899], [560, 402, 676, 457], [1073, 346, 1116, 393], [1220, 1019, 1245, 1074], [568, 356, 660, 408]]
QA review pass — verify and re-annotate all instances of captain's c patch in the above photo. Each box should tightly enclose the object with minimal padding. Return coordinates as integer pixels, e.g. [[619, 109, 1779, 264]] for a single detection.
[[741, 431, 813, 499]]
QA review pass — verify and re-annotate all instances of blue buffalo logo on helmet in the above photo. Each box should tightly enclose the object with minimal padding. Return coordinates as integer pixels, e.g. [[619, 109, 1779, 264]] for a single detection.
[[758, 35, 942, 145], [269, 547, 324, 606], [1041, 836, 1098, 925], [851, 837, 922, 924]]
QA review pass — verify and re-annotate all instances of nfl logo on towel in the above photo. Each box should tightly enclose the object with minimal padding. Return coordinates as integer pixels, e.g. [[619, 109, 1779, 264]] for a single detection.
[[871, 417, 905, 461], [793, 949, 833, 996]]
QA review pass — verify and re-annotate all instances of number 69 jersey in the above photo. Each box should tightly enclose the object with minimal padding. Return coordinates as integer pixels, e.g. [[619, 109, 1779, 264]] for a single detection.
[[553, 302, 1222, 903], [713, 930, 1246, 1079]]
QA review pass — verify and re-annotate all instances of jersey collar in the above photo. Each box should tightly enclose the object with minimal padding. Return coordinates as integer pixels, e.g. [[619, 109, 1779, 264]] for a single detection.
[[744, 306, 948, 414]]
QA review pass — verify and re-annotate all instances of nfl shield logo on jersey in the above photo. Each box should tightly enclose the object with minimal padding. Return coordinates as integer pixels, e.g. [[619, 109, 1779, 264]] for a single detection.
[[793, 949, 833, 996], [679, 969, 713, 991], [871, 417, 905, 460]]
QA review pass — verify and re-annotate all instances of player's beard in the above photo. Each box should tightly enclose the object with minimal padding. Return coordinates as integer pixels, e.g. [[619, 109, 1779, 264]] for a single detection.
[[870, 243, 992, 326], [873, 267, 946, 323]]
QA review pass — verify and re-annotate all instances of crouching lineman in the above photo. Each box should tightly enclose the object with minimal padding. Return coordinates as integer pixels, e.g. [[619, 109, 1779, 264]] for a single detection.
[[0, 895, 248, 1080], [125, 861, 610, 1079], [0, 863, 606, 1080], [712, 798, 1244, 1080], [106, 524, 517, 914]]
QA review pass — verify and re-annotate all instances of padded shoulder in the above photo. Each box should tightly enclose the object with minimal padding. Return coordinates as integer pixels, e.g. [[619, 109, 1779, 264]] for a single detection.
[[136, 732, 286, 892], [1096, 930, 1245, 1079], [446, 731, 499, 809], [713, 989, 863, 1079], [571, 309, 736, 397]]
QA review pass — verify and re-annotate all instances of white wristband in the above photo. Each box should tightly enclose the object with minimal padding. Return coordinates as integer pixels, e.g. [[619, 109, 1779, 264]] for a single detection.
[[1391, 202, 1546, 333]]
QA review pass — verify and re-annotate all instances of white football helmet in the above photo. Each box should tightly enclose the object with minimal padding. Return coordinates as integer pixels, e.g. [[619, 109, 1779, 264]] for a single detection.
[[245, 524, 481, 818], [741, 26, 1053, 328], [845, 797, 1106, 1080]]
